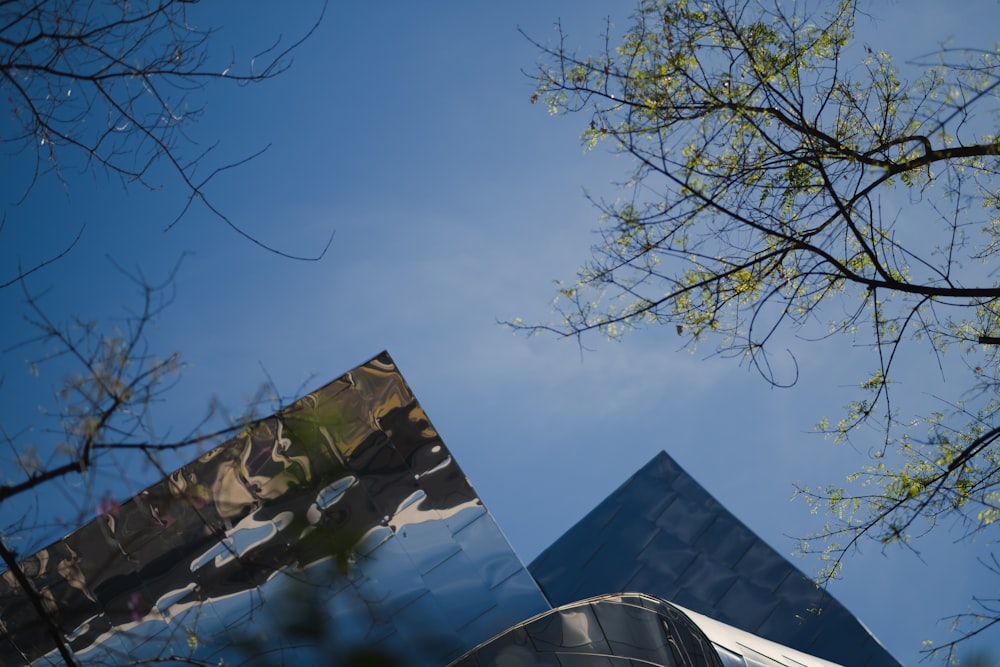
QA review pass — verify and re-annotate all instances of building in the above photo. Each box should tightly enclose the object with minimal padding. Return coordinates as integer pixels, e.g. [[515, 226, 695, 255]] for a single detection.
[[528, 451, 900, 667], [0, 352, 899, 666]]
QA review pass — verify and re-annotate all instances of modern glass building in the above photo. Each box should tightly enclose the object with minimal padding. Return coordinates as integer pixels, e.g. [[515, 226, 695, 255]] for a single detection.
[[0, 352, 899, 666], [448, 593, 849, 667], [528, 452, 900, 667]]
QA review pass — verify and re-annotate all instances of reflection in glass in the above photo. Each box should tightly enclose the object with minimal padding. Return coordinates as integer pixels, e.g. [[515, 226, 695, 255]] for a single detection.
[[449, 593, 724, 667]]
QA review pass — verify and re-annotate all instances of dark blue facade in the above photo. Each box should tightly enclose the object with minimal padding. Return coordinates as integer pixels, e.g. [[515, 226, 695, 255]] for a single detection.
[[529, 452, 900, 667]]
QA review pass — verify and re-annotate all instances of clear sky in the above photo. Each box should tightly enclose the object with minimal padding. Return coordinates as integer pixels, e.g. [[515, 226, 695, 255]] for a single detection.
[[1, 1, 998, 664]]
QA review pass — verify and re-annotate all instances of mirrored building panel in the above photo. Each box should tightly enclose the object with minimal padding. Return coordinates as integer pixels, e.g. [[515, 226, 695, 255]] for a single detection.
[[528, 452, 900, 667], [448, 593, 725, 667], [0, 352, 548, 666], [678, 604, 844, 667]]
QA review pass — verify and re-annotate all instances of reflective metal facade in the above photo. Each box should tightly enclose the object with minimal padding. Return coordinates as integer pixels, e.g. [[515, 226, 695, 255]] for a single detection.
[[528, 452, 900, 667], [678, 604, 843, 667], [0, 352, 548, 666], [448, 593, 724, 667], [448, 593, 848, 667], [0, 352, 898, 667]]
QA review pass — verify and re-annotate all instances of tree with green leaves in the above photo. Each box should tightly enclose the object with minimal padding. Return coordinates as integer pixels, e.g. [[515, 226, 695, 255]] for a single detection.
[[519, 0, 1000, 659]]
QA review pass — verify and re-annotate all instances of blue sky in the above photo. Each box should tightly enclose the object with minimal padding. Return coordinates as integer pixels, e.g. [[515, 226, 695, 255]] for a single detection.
[[2, 1, 999, 664]]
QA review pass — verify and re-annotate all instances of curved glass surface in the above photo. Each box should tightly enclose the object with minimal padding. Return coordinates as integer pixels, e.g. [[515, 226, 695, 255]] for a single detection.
[[448, 592, 725, 667]]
